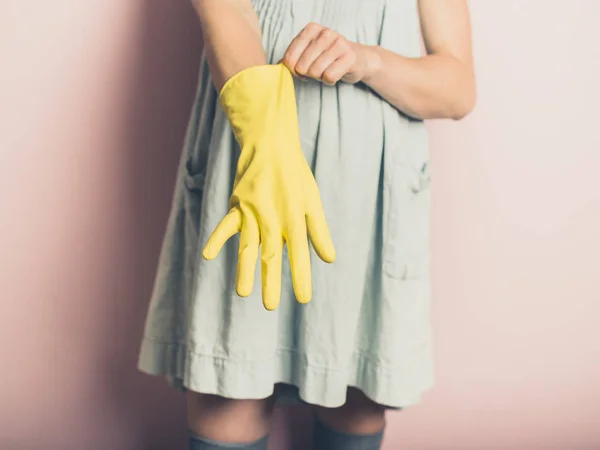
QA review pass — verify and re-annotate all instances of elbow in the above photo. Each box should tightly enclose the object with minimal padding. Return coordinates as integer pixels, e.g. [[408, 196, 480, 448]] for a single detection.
[[422, 87, 476, 121], [449, 91, 476, 120], [449, 73, 477, 121], [420, 76, 476, 121], [407, 70, 477, 121]]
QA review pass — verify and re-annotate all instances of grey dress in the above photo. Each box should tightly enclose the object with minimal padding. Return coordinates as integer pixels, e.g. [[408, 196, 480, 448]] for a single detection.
[[138, 0, 434, 409]]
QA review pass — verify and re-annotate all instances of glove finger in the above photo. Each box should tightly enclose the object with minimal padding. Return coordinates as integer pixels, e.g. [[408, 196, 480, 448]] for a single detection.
[[286, 224, 312, 304], [306, 196, 336, 263], [260, 235, 283, 311], [236, 215, 259, 298], [202, 207, 242, 260]]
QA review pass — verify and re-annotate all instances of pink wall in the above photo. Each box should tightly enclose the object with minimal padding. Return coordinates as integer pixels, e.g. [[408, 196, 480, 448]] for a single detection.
[[1, 1, 599, 449]]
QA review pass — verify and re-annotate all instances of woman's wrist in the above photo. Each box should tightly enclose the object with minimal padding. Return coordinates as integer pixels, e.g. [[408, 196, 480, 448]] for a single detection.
[[359, 44, 384, 86]]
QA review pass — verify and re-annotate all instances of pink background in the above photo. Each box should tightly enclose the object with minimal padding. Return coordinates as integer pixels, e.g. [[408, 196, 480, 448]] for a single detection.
[[1, 1, 599, 449]]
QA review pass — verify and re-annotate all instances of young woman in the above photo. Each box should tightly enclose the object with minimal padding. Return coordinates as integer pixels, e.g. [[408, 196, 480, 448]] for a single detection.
[[138, 0, 475, 449]]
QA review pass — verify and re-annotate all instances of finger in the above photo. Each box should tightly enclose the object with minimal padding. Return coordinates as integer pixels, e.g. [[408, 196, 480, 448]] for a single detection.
[[202, 207, 242, 260], [296, 29, 340, 78], [329, 52, 360, 84], [281, 22, 324, 76], [306, 195, 336, 263], [260, 235, 283, 311], [236, 216, 260, 298], [306, 39, 347, 84], [322, 52, 355, 85], [286, 224, 312, 304]]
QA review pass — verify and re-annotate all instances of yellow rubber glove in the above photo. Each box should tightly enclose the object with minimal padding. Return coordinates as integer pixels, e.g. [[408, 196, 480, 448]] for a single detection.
[[202, 63, 336, 311]]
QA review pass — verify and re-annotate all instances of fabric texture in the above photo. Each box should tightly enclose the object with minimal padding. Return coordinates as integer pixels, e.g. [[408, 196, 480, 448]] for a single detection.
[[188, 431, 269, 450], [314, 419, 384, 450], [138, 0, 434, 409]]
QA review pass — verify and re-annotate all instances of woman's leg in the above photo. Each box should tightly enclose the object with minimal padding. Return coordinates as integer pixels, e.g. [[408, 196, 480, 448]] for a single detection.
[[312, 387, 387, 450], [187, 391, 276, 449]]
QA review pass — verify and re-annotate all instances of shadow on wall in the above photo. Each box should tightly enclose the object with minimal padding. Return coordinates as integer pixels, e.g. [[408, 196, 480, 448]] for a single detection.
[[101, 2, 315, 450], [98, 2, 201, 449]]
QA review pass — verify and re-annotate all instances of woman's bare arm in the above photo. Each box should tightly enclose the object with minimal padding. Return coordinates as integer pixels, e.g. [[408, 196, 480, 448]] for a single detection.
[[363, 0, 476, 120], [191, 0, 266, 92], [281, 0, 476, 120]]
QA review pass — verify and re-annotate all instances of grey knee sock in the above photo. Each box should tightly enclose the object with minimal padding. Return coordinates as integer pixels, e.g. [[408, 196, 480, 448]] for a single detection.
[[188, 430, 269, 450], [313, 418, 384, 450]]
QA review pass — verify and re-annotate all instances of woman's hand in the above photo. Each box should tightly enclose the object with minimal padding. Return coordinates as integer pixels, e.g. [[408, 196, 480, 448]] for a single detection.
[[281, 22, 379, 86]]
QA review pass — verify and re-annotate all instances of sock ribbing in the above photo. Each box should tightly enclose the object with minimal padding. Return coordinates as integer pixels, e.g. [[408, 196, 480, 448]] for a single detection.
[[188, 430, 269, 450]]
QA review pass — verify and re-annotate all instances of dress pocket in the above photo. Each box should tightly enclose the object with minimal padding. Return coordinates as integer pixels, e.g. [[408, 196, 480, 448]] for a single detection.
[[382, 154, 431, 280], [182, 157, 207, 242]]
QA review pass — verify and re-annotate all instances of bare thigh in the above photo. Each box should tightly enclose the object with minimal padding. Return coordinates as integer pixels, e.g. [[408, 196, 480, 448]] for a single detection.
[[313, 387, 387, 434], [187, 391, 277, 444]]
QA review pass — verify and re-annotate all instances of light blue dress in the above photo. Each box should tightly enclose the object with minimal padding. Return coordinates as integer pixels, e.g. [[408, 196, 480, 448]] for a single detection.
[[138, 0, 434, 409]]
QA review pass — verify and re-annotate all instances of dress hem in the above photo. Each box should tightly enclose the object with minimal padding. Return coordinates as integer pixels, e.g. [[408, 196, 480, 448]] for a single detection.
[[137, 336, 435, 409]]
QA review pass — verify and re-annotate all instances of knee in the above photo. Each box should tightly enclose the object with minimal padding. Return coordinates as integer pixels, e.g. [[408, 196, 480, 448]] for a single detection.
[[187, 392, 275, 443], [315, 387, 386, 435]]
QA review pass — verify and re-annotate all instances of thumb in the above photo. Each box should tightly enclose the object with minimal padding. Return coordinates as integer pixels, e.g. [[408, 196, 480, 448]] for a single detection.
[[305, 199, 336, 264], [202, 207, 242, 260]]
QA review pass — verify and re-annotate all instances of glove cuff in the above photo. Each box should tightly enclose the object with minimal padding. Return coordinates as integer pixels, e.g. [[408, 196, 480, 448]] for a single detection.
[[219, 63, 296, 143]]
